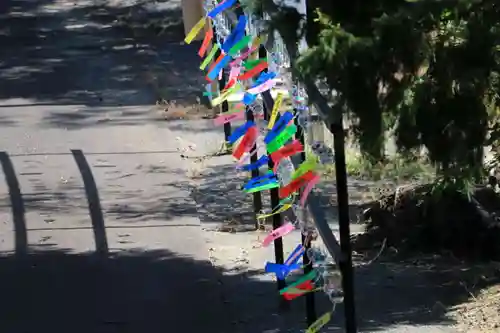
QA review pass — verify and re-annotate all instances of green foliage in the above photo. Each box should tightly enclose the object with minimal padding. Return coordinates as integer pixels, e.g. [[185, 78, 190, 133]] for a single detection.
[[323, 149, 434, 183], [243, 0, 500, 192]]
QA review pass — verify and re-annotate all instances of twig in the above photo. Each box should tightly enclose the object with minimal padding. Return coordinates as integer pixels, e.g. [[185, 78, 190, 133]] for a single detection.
[[355, 238, 387, 267], [460, 281, 477, 301]]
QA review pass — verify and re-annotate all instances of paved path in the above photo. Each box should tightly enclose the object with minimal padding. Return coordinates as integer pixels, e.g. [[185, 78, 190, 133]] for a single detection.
[[0, 1, 234, 333]]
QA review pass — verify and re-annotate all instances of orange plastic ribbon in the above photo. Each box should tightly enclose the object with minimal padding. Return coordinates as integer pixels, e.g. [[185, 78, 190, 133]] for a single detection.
[[205, 52, 226, 82], [198, 29, 213, 57]]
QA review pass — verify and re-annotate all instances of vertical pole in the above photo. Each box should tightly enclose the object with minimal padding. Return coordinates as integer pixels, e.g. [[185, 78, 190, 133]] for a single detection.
[[245, 105, 263, 231], [266, 117, 288, 310], [219, 69, 232, 145], [259, 50, 288, 311], [213, 23, 232, 147], [237, 1, 263, 230], [295, 116, 317, 325], [330, 119, 357, 333]]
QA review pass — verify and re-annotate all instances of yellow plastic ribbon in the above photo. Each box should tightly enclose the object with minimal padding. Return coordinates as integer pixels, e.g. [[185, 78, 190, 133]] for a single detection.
[[200, 44, 220, 70], [257, 193, 296, 219], [211, 83, 240, 106], [268, 92, 283, 129], [257, 203, 292, 219], [291, 156, 318, 180], [252, 34, 266, 49], [184, 17, 206, 44], [305, 312, 332, 333]]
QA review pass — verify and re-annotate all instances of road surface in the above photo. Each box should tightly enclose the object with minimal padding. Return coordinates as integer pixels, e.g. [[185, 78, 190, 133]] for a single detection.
[[0, 1, 234, 332]]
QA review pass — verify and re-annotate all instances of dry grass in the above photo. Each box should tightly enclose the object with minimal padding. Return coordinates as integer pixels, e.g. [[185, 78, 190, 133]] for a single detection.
[[154, 99, 215, 120]]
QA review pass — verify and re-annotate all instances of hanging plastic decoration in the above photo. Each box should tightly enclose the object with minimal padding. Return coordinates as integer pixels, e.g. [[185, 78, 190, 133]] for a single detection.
[[185, 1, 341, 331]]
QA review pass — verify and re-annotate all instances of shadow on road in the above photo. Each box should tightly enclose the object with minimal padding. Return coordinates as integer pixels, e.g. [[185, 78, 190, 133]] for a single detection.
[[1, 148, 497, 331], [0, 0, 205, 128], [71, 149, 109, 255], [0, 247, 296, 333], [0, 151, 28, 256]]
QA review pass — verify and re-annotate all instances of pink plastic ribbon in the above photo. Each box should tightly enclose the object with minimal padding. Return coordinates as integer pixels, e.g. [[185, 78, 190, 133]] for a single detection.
[[299, 174, 321, 207], [247, 79, 277, 95], [229, 61, 242, 81], [214, 110, 264, 126], [213, 111, 245, 125], [230, 46, 258, 66], [262, 222, 295, 247]]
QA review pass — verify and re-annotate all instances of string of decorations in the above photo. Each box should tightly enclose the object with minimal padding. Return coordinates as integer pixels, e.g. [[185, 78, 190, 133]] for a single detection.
[[185, 2, 340, 331]]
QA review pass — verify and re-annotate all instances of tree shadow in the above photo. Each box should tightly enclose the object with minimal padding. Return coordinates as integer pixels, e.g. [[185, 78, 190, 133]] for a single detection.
[[2, 147, 497, 331], [0, 247, 318, 333], [348, 256, 500, 331], [189, 158, 500, 332], [189, 162, 269, 232], [0, 0, 205, 128]]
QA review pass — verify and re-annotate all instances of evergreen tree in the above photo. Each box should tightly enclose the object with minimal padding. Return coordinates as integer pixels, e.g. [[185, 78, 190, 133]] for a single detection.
[[244, 0, 500, 189]]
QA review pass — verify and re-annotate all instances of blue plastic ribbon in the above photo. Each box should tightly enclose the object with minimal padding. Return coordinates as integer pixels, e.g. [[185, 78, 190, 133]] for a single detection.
[[264, 111, 294, 144], [240, 155, 269, 171], [284, 244, 305, 266], [207, 0, 237, 18], [228, 121, 254, 144], [265, 262, 301, 280], [243, 172, 277, 190], [221, 15, 247, 52], [243, 93, 257, 105], [207, 54, 232, 81], [252, 72, 276, 87]]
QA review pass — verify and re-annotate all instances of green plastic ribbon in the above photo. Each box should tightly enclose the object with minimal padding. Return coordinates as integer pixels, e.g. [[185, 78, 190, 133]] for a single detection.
[[244, 182, 280, 193], [243, 58, 266, 70], [266, 125, 297, 154], [279, 270, 317, 295], [200, 44, 219, 70], [229, 35, 252, 56], [292, 156, 318, 180]]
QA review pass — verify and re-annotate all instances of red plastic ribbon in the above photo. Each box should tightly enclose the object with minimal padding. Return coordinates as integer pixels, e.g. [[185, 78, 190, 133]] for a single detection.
[[237, 61, 268, 81], [279, 170, 316, 198], [223, 77, 237, 91], [232, 126, 258, 160], [282, 280, 314, 301], [270, 140, 304, 165]]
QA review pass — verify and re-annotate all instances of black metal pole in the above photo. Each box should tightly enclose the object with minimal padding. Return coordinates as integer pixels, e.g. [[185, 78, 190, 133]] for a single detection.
[[219, 68, 232, 145], [330, 120, 357, 332], [295, 116, 317, 325], [265, 112, 288, 311], [213, 23, 232, 146], [259, 45, 287, 310], [234, 2, 262, 230], [246, 108, 263, 230]]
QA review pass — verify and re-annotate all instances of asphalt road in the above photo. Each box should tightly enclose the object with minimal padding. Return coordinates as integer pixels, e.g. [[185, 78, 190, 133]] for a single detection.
[[0, 1, 233, 332]]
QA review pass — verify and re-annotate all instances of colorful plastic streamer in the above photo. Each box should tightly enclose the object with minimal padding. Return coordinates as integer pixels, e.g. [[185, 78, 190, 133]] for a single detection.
[[194, 7, 335, 331], [184, 17, 206, 44]]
